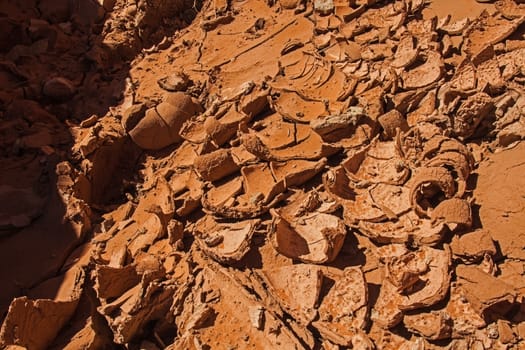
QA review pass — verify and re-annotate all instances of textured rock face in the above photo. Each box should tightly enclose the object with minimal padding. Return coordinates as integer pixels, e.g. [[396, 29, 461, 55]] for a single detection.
[[1, 0, 525, 349]]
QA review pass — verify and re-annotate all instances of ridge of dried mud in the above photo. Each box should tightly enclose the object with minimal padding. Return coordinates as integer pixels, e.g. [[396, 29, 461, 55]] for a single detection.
[[1, 0, 525, 349]]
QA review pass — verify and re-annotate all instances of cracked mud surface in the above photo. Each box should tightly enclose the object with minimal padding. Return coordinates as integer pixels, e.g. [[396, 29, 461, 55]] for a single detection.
[[1, 0, 525, 349]]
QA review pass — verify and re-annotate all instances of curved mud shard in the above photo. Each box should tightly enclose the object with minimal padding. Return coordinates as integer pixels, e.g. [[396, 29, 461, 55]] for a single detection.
[[123, 92, 203, 150]]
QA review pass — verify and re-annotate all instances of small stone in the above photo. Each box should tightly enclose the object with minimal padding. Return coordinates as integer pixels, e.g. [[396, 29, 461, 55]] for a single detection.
[[314, 0, 334, 15], [497, 319, 516, 344]]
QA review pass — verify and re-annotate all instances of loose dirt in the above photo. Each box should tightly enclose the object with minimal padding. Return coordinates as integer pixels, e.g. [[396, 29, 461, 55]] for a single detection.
[[1, 0, 525, 349]]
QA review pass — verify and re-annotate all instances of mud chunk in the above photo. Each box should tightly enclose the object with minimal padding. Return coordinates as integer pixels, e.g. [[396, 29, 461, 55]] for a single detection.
[[314, 0, 334, 15], [450, 229, 496, 263], [157, 71, 190, 92], [0, 269, 84, 350], [453, 92, 494, 139], [194, 215, 258, 263], [127, 93, 202, 150], [378, 109, 409, 139], [403, 311, 453, 340], [391, 35, 419, 69], [193, 149, 240, 182], [313, 267, 369, 347], [372, 247, 451, 328], [402, 51, 444, 89], [455, 265, 516, 319], [260, 264, 322, 325], [431, 198, 472, 231], [409, 166, 457, 218], [271, 191, 346, 264], [42, 77, 76, 101]]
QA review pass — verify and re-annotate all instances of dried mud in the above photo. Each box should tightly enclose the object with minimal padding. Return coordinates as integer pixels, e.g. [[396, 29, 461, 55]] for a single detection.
[[1, 0, 525, 349]]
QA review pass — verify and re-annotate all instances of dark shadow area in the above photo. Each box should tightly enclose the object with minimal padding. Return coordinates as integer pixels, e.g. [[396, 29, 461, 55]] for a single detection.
[[0, 0, 202, 347]]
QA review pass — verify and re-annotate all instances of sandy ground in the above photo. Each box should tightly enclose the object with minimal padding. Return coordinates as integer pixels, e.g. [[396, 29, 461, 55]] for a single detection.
[[1, 0, 525, 348]]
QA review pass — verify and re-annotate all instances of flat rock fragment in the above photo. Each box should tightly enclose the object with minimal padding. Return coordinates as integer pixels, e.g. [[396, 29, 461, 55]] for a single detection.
[[193, 215, 258, 263], [313, 267, 369, 347], [270, 158, 326, 188], [270, 190, 346, 264]]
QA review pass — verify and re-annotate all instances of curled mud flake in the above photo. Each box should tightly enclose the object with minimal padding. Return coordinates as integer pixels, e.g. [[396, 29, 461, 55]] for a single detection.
[[127, 93, 202, 150], [453, 92, 494, 139], [313, 267, 369, 347], [0, 269, 85, 350], [344, 140, 411, 186], [455, 265, 516, 319], [403, 311, 453, 340], [239, 87, 270, 118], [323, 166, 387, 225], [408, 166, 457, 218], [270, 131, 341, 161], [203, 116, 238, 147], [368, 183, 412, 219], [270, 191, 346, 263], [168, 141, 199, 170], [194, 215, 258, 263], [202, 176, 243, 210], [242, 163, 286, 205], [450, 229, 497, 263], [272, 90, 327, 123], [260, 264, 323, 325], [401, 51, 444, 90], [439, 17, 470, 35], [99, 278, 175, 344], [391, 35, 419, 69], [374, 244, 410, 263], [495, 0, 525, 19], [425, 152, 471, 197], [463, 11, 525, 56], [430, 198, 472, 231], [193, 149, 240, 182], [449, 60, 477, 92], [372, 247, 451, 328], [255, 114, 309, 150], [270, 158, 326, 188], [378, 109, 409, 140]]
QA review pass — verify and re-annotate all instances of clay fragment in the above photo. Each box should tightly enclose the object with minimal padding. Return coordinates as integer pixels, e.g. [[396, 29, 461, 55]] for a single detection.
[[42, 76, 76, 100], [193, 215, 258, 263], [193, 149, 240, 182], [260, 264, 322, 325], [313, 267, 369, 347], [402, 51, 444, 89], [126, 93, 202, 150], [453, 92, 494, 139], [271, 190, 346, 264], [455, 265, 516, 318], [372, 246, 451, 328], [0, 269, 84, 350], [403, 311, 453, 340], [431, 198, 472, 231], [408, 166, 457, 218], [310, 107, 365, 137], [378, 109, 409, 139], [391, 35, 419, 69]]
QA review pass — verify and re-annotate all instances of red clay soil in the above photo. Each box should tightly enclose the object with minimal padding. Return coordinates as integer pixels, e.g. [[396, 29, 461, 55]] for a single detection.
[[1, 0, 525, 349]]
